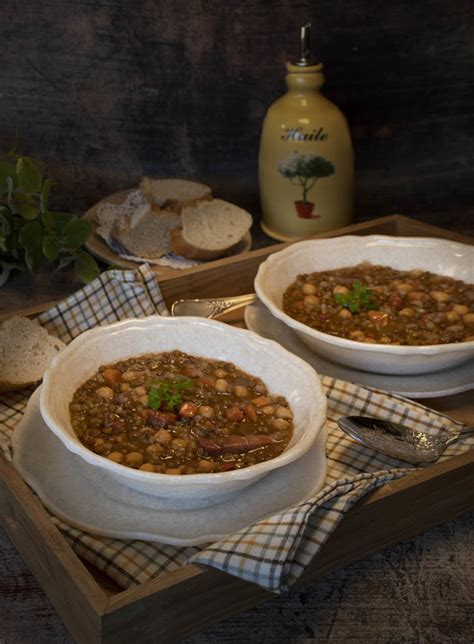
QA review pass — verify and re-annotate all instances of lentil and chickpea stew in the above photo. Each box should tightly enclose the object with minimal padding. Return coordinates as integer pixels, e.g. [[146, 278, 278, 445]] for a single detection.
[[282, 262, 474, 346], [69, 351, 294, 475]]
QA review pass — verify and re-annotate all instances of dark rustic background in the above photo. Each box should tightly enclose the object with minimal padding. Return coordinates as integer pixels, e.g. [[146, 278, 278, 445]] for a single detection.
[[1, 0, 473, 233]]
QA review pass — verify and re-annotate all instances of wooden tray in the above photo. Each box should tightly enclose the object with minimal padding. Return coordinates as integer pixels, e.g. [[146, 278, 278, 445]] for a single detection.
[[1, 215, 473, 643]]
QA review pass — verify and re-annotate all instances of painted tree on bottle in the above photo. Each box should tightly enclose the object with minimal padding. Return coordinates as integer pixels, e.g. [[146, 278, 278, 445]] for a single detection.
[[278, 153, 335, 203]]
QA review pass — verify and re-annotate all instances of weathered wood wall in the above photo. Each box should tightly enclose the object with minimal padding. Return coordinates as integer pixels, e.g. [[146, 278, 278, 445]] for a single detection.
[[1, 1, 473, 231]]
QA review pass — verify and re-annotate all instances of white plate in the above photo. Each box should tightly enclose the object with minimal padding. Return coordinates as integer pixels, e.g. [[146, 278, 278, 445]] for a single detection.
[[12, 389, 327, 546], [83, 189, 252, 271], [245, 302, 474, 399]]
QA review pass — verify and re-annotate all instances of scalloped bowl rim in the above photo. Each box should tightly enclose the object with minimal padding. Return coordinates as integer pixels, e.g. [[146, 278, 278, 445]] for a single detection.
[[40, 316, 327, 489], [254, 235, 474, 357]]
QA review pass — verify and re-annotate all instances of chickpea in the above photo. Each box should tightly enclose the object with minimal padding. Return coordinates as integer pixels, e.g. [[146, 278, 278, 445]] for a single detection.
[[139, 463, 156, 472], [464, 312, 474, 324], [134, 385, 147, 397], [453, 304, 469, 315], [399, 308, 415, 317], [234, 385, 249, 397], [302, 283, 317, 295], [125, 452, 144, 468], [252, 396, 272, 407], [121, 371, 139, 382], [338, 308, 352, 318], [107, 452, 124, 464], [155, 428, 172, 444], [171, 437, 188, 450], [145, 444, 163, 457], [273, 418, 289, 430], [95, 386, 114, 399], [408, 291, 427, 302], [215, 378, 229, 392], [165, 467, 182, 475], [275, 406, 293, 419], [396, 283, 413, 295], [261, 405, 275, 415], [214, 368, 227, 378], [445, 311, 460, 323], [333, 285, 349, 296], [120, 383, 130, 392], [304, 294, 320, 307], [431, 291, 450, 303], [139, 395, 149, 406], [198, 459, 213, 473], [198, 405, 215, 418]]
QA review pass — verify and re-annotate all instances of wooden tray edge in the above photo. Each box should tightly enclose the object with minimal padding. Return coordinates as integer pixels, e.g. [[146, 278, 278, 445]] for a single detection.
[[1, 447, 473, 642]]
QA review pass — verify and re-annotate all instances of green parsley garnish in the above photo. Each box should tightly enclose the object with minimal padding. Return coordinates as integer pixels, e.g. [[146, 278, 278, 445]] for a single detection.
[[334, 281, 379, 314], [147, 378, 193, 411]]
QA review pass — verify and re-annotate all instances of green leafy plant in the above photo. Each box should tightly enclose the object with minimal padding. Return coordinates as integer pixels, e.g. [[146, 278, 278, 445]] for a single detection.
[[0, 141, 99, 286], [278, 153, 335, 203], [148, 378, 193, 411], [334, 281, 379, 313]]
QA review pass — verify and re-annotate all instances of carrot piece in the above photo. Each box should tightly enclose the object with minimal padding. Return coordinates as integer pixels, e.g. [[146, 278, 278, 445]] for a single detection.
[[102, 368, 122, 385]]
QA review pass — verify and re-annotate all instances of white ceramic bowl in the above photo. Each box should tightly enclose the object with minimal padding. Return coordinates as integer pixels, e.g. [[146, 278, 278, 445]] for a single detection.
[[254, 235, 474, 375], [40, 316, 327, 508]]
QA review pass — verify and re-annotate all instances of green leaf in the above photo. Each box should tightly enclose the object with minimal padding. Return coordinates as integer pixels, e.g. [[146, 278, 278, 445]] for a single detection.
[[19, 220, 42, 252], [24, 246, 43, 273], [41, 209, 54, 229], [40, 178, 53, 213], [334, 281, 379, 313], [42, 235, 60, 261], [13, 192, 40, 219], [51, 211, 74, 233], [16, 157, 43, 193], [62, 217, 91, 249], [147, 378, 193, 411], [19, 220, 43, 273], [74, 251, 99, 283]]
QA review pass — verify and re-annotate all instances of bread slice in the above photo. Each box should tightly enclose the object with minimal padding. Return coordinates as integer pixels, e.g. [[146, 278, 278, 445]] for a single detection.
[[111, 204, 181, 258], [0, 316, 65, 393], [170, 199, 253, 261], [139, 178, 212, 210]]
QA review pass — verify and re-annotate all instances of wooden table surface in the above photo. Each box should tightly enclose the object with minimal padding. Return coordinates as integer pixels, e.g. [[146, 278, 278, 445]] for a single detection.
[[1, 215, 473, 643]]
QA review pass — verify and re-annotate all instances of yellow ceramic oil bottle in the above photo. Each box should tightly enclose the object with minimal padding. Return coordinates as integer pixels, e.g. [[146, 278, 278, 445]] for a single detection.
[[259, 24, 354, 241]]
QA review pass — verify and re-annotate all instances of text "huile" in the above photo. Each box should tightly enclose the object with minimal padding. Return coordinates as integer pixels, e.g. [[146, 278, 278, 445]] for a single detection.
[[281, 127, 328, 142]]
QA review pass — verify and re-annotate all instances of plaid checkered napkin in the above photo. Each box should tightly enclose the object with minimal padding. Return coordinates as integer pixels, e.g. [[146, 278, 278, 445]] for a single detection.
[[1, 265, 473, 593]]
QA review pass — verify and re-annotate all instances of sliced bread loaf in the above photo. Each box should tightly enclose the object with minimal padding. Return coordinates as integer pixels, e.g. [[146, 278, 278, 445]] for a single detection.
[[170, 199, 253, 261], [0, 316, 66, 392], [111, 204, 181, 258], [139, 178, 212, 210]]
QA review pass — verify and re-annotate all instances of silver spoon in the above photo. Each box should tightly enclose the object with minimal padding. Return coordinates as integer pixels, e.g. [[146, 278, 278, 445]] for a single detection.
[[337, 416, 474, 464], [171, 294, 256, 319]]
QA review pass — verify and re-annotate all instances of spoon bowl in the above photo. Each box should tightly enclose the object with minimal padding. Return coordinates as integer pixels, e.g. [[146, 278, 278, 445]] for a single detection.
[[337, 416, 473, 464]]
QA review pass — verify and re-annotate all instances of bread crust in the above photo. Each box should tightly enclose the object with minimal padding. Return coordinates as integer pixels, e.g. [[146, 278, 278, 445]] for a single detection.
[[170, 226, 240, 261]]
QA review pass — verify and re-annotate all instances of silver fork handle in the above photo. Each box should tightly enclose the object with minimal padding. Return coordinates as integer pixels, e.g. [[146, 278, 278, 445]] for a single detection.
[[171, 293, 256, 318]]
